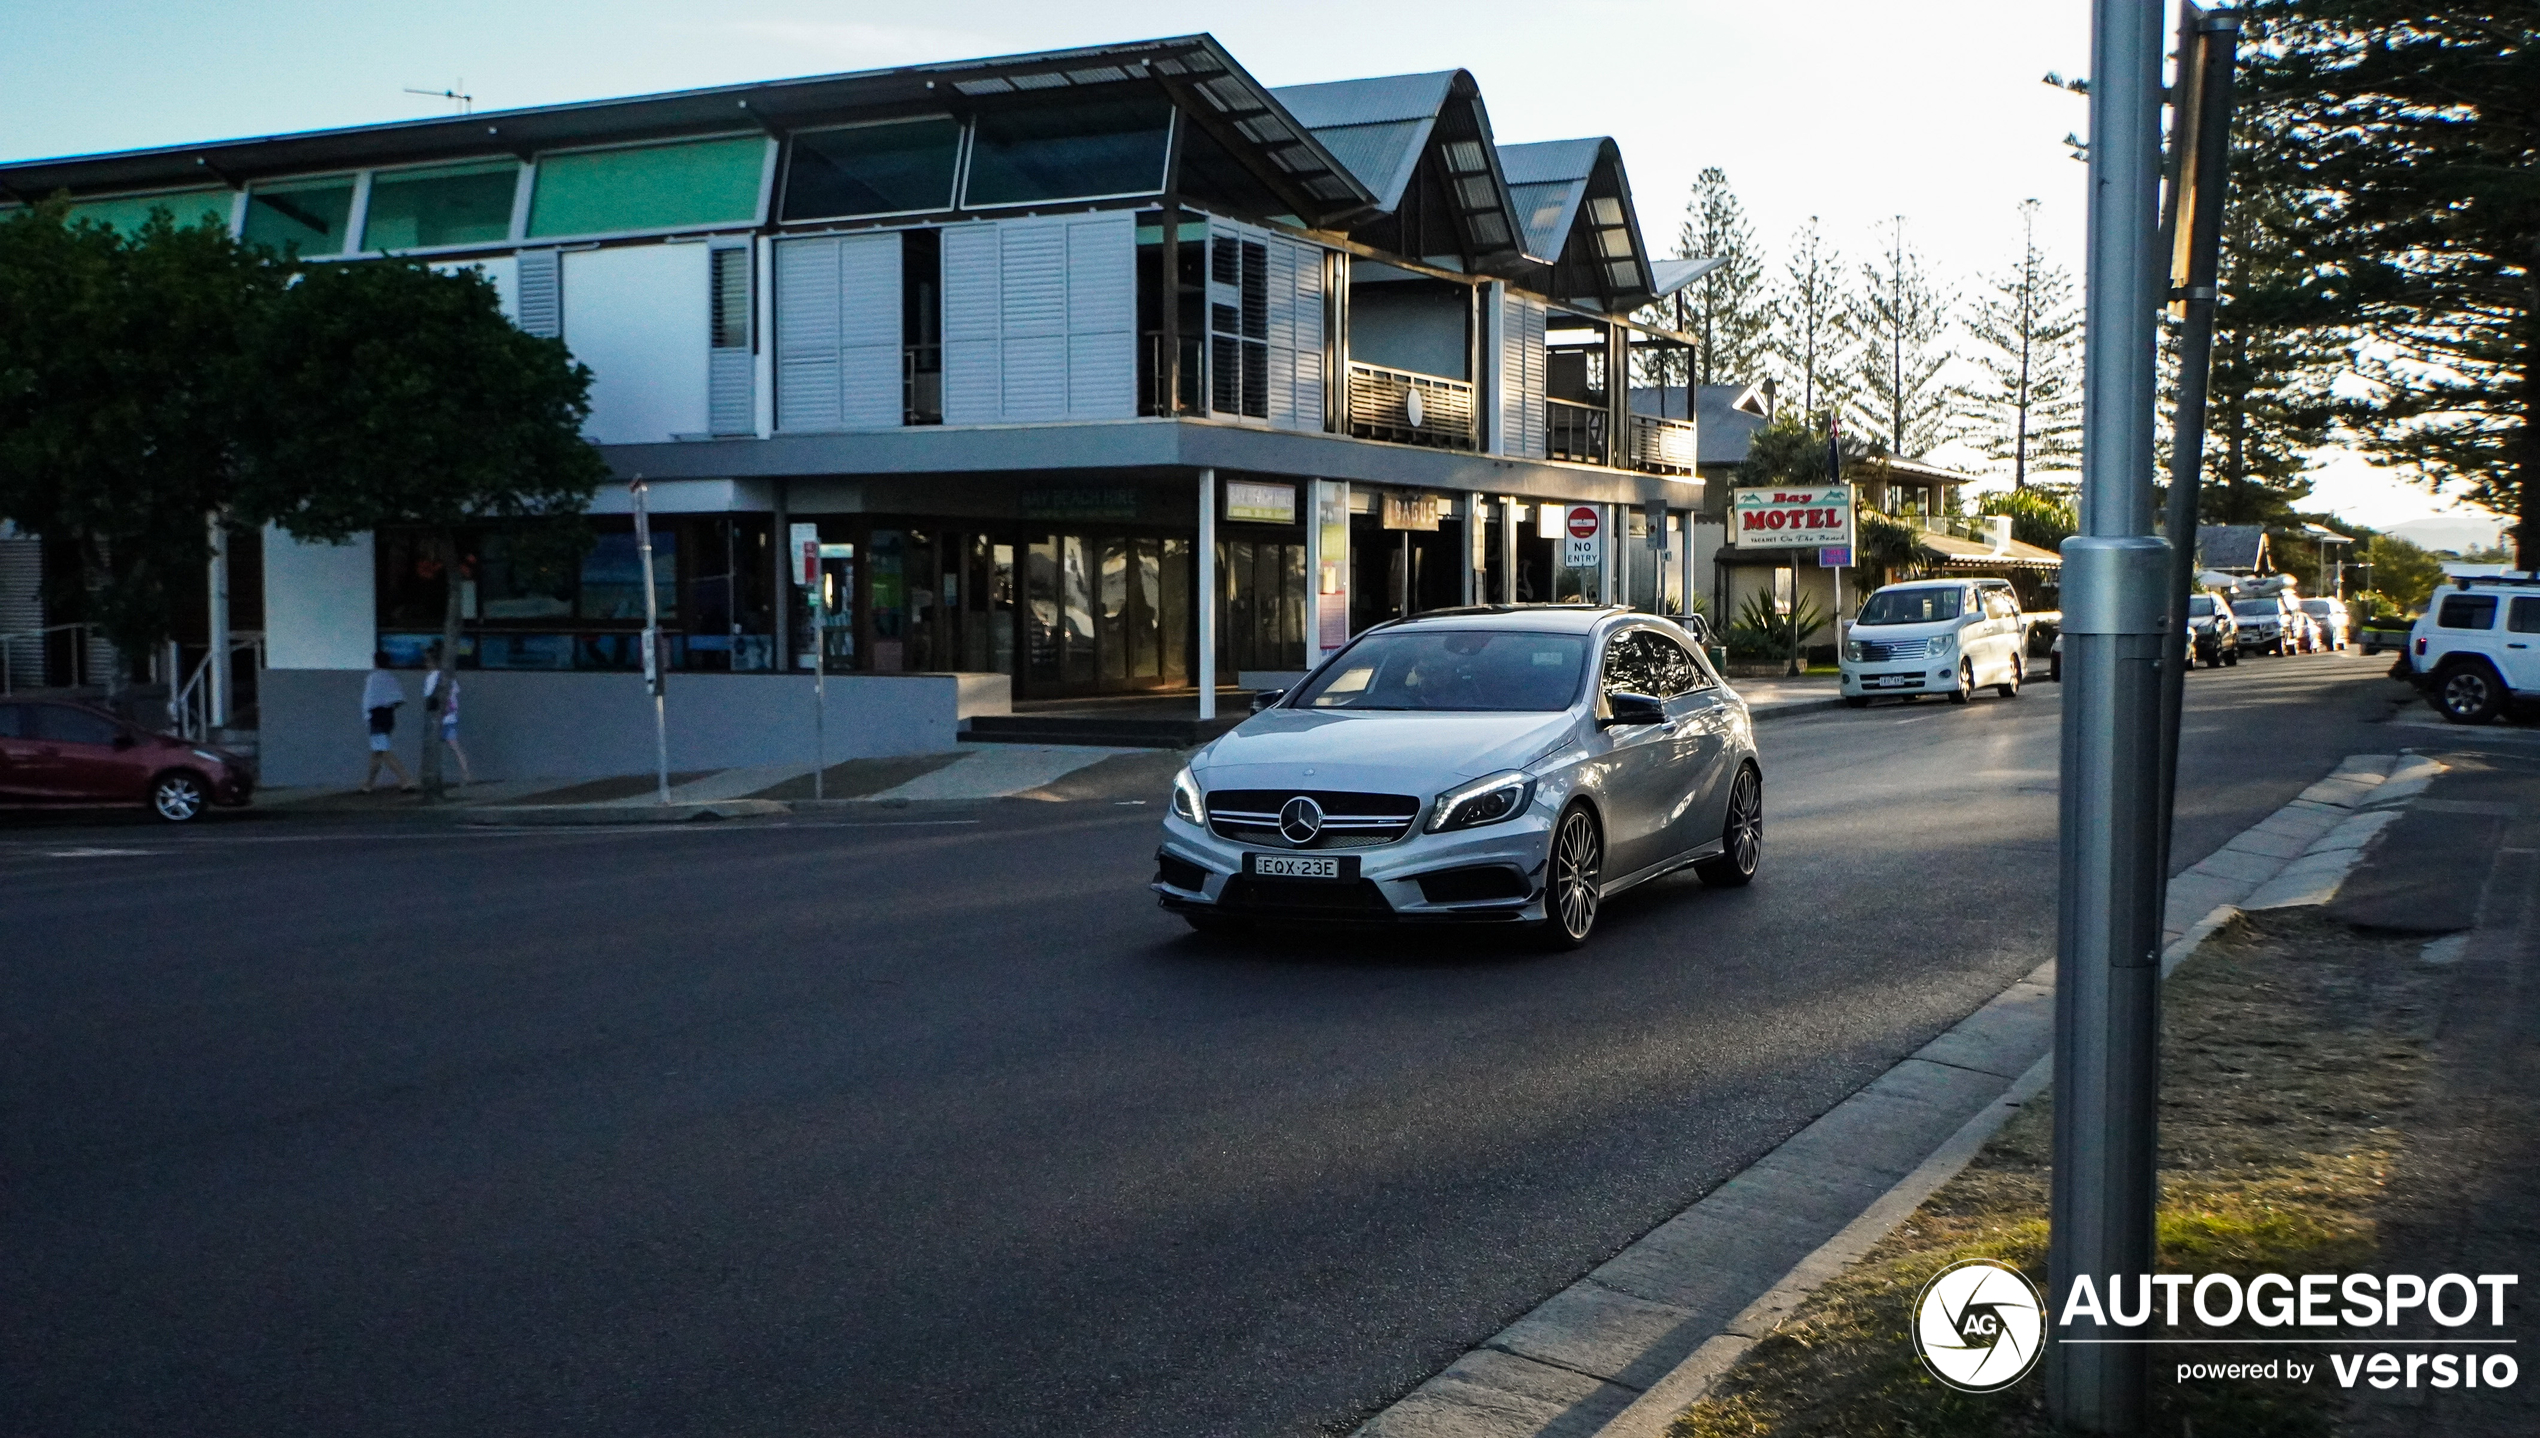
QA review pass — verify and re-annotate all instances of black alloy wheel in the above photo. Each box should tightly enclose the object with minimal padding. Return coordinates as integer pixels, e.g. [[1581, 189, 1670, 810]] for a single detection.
[[1948, 659, 1975, 704], [150, 771, 208, 823], [1538, 804, 1604, 949], [2435, 663, 2505, 725], [1695, 765, 1764, 888]]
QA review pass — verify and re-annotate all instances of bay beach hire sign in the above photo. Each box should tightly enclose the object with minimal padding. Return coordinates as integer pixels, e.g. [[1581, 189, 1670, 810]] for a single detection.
[[1732, 485, 1854, 550]]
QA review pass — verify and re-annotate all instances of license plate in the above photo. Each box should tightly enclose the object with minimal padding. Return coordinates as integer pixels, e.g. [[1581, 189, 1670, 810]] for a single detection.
[[1247, 852, 1350, 880], [1867, 675, 1915, 688]]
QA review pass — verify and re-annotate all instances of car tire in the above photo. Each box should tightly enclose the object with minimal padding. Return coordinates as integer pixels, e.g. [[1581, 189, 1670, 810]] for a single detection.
[[1997, 655, 2022, 699], [1948, 660, 1974, 704], [2434, 662, 2506, 725], [1844, 695, 1871, 709], [1535, 803, 1604, 950], [2049, 652, 2062, 683], [150, 770, 209, 823], [2224, 646, 2239, 667], [1694, 764, 1763, 889]]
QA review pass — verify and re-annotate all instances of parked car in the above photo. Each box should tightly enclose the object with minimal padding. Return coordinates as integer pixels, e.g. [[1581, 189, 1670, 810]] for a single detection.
[[0, 699, 254, 821], [2401, 574, 2540, 724], [2229, 594, 2305, 655], [1838, 578, 2027, 706], [2186, 592, 2242, 667], [1154, 606, 1762, 948], [2299, 597, 2351, 652]]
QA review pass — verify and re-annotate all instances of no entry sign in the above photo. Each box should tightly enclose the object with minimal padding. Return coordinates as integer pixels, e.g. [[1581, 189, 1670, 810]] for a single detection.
[[1562, 505, 1603, 569]]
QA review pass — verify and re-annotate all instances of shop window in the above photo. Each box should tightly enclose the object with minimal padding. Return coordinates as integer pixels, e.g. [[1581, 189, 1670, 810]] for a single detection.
[[476, 533, 575, 619], [528, 136, 766, 238], [962, 98, 1172, 208], [361, 161, 519, 251], [782, 117, 961, 221], [63, 189, 229, 237], [242, 177, 355, 256], [576, 531, 678, 621]]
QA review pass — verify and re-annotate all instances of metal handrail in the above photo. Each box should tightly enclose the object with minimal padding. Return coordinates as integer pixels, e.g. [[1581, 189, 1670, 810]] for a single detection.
[[168, 632, 265, 739], [1629, 413, 1698, 475], [0, 623, 100, 694], [1547, 397, 1608, 465]]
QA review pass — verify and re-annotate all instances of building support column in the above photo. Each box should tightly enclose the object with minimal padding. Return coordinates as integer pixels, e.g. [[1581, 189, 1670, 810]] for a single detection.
[[1462, 497, 1481, 605], [1197, 469, 1216, 719], [1501, 496, 1520, 604], [771, 479, 791, 669], [206, 515, 230, 728]]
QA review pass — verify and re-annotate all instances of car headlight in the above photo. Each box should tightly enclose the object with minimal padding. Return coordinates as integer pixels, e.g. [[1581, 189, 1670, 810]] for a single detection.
[[1170, 766, 1204, 823], [1427, 770, 1536, 833], [1844, 640, 1865, 662]]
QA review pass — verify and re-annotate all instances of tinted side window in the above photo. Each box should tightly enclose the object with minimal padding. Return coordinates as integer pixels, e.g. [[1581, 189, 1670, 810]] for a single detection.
[[1601, 633, 1660, 698], [2509, 597, 2540, 634], [2438, 594, 2499, 629], [1640, 633, 1702, 697], [32, 705, 122, 746], [0, 703, 24, 738]]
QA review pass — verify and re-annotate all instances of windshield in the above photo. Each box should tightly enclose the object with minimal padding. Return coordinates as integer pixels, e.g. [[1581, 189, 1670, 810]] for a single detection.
[[1294, 630, 1588, 712], [2231, 600, 2279, 617], [2187, 595, 2216, 616], [1857, 587, 1961, 625]]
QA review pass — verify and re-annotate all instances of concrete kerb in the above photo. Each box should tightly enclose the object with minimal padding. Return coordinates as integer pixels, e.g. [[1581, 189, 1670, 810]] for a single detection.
[[1351, 752, 2444, 1438], [461, 799, 789, 827]]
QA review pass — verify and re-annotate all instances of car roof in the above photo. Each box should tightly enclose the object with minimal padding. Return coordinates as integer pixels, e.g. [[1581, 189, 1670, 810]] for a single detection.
[[1377, 605, 1636, 635]]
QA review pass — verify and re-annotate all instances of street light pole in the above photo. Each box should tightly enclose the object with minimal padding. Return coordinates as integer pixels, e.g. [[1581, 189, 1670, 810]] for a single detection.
[[630, 479, 671, 805], [2048, 0, 2169, 1431]]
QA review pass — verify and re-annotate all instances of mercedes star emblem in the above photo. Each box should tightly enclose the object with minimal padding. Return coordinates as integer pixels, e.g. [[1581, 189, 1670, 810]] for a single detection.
[[1278, 796, 1325, 846]]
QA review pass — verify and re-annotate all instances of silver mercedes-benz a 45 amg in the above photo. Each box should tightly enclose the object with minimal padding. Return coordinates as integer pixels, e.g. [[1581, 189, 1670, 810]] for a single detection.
[[1154, 606, 1763, 947]]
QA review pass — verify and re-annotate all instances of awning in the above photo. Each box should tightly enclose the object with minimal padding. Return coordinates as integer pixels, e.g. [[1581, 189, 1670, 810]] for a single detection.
[[1920, 531, 2062, 569]]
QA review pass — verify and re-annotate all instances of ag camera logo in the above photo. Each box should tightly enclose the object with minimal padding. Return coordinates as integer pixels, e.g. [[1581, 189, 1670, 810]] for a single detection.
[[1914, 1259, 2046, 1392]]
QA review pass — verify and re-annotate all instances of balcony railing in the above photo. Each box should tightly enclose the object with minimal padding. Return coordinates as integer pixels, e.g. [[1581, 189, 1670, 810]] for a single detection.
[[1547, 397, 1608, 465], [1139, 332, 1206, 417], [904, 344, 942, 426], [1630, 413, 1698, 475], [1345, 361, 1476, 449]]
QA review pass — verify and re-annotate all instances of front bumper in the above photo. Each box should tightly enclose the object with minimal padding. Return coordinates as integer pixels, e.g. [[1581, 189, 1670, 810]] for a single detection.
[[1840, 662, 1956, 696], [1152, 808, 1555, 924]]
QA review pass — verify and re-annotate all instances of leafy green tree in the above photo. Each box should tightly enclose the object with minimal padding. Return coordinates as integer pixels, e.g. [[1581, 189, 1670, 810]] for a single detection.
[[0, 202, 277, 681], [2351, 531, 2447, 612], [235, 258, 607, 796], [1769, 217, 1852, 422], [1642, 168, 1772, 390], [2244, 2, 2536, 566], [1958, 201, 2082, 488], [1846, 217, 1958, 459], [1977, 486, 2079, 552]]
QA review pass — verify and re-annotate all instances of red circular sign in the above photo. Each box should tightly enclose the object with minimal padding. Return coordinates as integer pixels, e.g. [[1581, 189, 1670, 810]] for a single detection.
[[1567, 506, 1599, 539]]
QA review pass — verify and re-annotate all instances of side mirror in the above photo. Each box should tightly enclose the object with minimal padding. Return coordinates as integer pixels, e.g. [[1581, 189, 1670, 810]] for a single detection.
[[1602, 691, 1665, 727], [1249, 688, 1285, 714]]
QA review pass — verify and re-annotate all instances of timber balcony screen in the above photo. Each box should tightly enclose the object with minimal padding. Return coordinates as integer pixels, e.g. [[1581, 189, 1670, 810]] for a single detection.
[[1345, 361, 1477, 449], [1630, 414, 1697, 475]]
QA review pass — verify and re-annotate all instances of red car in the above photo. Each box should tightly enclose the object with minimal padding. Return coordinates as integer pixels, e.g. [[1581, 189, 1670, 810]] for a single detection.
[[0, 698, 254, 822]]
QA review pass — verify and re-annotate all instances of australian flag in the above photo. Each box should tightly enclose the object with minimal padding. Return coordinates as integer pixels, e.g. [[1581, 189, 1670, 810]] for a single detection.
[[1827, 417, 1843, 483]]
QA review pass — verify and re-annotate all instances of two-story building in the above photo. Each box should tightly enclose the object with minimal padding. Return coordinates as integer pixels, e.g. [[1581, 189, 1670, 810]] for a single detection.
[[2, 34, 1718, 784]]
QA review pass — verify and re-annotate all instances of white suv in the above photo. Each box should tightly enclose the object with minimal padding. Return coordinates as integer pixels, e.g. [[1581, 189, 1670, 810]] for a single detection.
[[2405, 575, 2540, 724], [1840, 578, 2027, 705]]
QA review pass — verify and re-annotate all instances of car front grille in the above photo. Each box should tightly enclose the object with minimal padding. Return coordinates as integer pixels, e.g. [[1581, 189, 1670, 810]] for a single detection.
[[1857, 637, 1934, 662], [1205, 789, 1421, 849]]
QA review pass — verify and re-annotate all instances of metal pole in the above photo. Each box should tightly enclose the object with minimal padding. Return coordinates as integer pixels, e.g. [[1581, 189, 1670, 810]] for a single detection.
[[2156, 10, 2243, 889], [2048, 0, 2170, 1430], [813, 565, 826, 800], [631, 481, 671, 805], [1197, 469, 1217, 720], [206, 515, 230, 729]]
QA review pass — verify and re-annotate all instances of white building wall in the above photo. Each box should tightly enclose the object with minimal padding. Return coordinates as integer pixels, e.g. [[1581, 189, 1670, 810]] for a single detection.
[[564, 242, 711, 444], [262, 526, 376, 670]]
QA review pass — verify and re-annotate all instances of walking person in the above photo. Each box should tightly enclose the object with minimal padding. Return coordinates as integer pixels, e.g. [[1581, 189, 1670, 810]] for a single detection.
[[422, 644, 473, 788], [361, 652, 417, 794]]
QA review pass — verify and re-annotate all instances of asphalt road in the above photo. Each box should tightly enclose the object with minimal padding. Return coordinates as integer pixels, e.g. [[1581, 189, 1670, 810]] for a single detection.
[[1, 652, 2416, 1437]]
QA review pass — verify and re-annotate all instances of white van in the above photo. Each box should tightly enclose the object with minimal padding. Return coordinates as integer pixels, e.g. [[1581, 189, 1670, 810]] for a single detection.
[[1840, 578, 2027, 706]]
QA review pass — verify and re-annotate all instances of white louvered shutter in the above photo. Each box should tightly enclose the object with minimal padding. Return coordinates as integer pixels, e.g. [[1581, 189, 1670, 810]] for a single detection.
[[940, 224, 1003, 425], [707, 241, 755, 436], [774, 238, 841, 431], [1280, 238, 1326, 432], [1498, 293, 1547, 459], [516, 249, 562, 339], [996, 220, 1068, 421], [1064, 212, 1135, 420], [837, 233, 902, 429]]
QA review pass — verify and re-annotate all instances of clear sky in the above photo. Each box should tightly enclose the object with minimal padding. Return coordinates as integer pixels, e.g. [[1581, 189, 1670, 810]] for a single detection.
[[0, 0, 2491, 539]]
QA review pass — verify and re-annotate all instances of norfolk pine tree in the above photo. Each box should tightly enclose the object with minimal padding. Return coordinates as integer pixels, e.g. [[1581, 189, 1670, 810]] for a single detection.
[[1769, 218, 1852, 422], [1958, 200, 2082, 488], [1846, 217, 1958, 460], [1668, 168, 1772, 388]]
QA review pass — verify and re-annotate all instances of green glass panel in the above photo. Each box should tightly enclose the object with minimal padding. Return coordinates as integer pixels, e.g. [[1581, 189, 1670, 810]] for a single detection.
[[528, 135, 766, 238], [361, 160, 519, 251], [241, 177, 355, 256], [963, 99, 1171, 207], [64, 188, 230, 237], [781, 118, 959, 220]]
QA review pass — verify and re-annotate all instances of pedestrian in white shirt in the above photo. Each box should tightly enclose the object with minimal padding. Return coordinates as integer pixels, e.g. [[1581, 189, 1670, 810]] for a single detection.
[[423, 643, 473, 787], [360, 652, 417, 794]]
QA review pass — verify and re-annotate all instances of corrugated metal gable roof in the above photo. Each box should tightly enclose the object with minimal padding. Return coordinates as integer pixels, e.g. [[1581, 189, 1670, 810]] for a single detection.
[[1269, 72, 1458, 129]]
